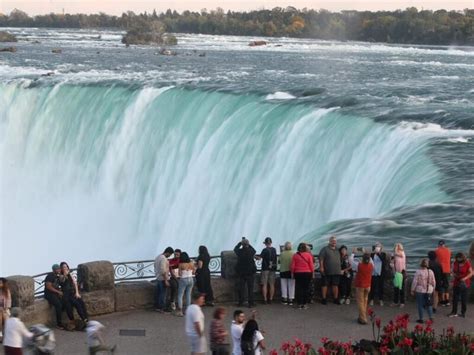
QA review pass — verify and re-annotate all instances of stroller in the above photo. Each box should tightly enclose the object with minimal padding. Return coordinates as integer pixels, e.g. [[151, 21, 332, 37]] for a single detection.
[[25, 324, 56, 355]]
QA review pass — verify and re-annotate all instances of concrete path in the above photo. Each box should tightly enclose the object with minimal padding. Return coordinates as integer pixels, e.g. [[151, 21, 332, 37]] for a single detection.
[[2, 301, 473, 354]]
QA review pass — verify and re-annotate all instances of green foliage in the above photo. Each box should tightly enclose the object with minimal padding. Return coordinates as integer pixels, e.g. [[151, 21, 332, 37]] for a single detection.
[[1, 7, 473, 45]]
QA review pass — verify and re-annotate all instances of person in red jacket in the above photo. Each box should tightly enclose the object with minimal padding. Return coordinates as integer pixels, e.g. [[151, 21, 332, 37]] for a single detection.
[[350, 249, 374, 325], [291, 243, 314, 310]]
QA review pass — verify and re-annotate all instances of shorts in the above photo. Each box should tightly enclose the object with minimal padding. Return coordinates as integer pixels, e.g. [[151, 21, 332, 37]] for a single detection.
[[189, 335, 207, 353], [439, 273, 450, 292], [321, 274, 340, 287], [261, 270, 276, 285]]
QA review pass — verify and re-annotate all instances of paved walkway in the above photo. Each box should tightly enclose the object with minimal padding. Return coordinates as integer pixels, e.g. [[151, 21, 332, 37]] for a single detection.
[[2, 302, 473, 354]]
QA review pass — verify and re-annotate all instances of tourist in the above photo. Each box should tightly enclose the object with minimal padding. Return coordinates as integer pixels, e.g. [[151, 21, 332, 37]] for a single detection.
[[319, 235, 341, 305], [231, 310, 245, 355], [210, 307, 230, 355], [240, 319, 265, 355], [258, 237, 277, 304], [196, 245, 215, 307], [279, 242, 295, 305], [60, 261, 89, 328], [427, 251, 443, 313], [168, 249, 182, 311], [234, 238, 257, 308], [176, 252, 196, 317], [469, 241, 474, 265], [154, 247, 174, 313], [391, 243, 406, 308], [291, 243, 314, 309], [44, 264, 66, 330], [435, 240, 451, 307], [448, 252, 473, 318], [369, 242, 389, 307], [339, 245, 353, 305], [2, 308, 34, 355], [86, 320, 116, 355], [350, 249, 373, 325], [185, 293, 207, 355], [411, 259, 436, 324], [0, 278, 12, 342]]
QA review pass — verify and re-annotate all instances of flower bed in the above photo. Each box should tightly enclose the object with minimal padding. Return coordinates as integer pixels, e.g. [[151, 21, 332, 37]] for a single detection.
[[270, 309, 474, 354]]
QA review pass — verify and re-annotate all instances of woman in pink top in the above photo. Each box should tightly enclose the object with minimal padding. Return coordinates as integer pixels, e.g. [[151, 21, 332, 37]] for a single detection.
[[291, 243, 314, 309], [411, 259, 435, 324], [391, 243, 407, 307]]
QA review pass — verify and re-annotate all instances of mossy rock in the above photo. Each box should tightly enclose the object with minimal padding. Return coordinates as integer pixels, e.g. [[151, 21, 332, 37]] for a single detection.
[[0, 31, 18, 42]]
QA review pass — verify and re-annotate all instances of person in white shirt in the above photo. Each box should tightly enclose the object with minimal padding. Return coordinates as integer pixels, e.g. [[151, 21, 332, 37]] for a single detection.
[[3, 308, 33, 355], [86, 320, 116, 354], [154, 247, 174, 312], [240, 319, 265, 355], [231, 310, 245, 355], [185, 293, 207, 355]]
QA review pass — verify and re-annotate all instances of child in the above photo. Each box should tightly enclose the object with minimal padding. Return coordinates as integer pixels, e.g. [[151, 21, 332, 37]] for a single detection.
[[86, 321, 116, 355]]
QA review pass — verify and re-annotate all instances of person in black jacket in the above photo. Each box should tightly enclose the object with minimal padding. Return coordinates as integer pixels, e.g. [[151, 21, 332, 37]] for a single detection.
[[369, 242, 390, 306], [428, 251, 443, 313], [234, 238, 257, 308], [196, 245, 215, 307]]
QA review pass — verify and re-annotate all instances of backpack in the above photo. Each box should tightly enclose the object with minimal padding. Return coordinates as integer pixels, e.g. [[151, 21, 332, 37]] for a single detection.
[[241, 339, 255, 355]]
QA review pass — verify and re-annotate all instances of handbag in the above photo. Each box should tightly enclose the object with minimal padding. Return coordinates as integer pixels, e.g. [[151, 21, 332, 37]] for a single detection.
[[423, 270, 433, 307]]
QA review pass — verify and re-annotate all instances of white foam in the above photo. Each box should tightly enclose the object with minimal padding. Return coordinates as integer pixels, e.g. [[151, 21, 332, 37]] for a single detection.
[[446, 137, 469, 143], [265, 91, 296, 100]]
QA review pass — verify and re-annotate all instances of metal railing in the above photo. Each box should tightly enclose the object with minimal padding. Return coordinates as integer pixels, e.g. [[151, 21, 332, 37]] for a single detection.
[[31, 253, 427, 298]]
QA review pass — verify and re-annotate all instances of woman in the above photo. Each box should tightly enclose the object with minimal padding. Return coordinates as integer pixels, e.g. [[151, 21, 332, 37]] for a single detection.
[[391, 243, 406, 308], [290, 243, 314, 309], [448, 252, 473, 318], [196, 245, 215, 306], [240, 319, 265, 355], [350, 250, 373, 325], [0, 278, 12, 342], [428, 251, 443, 313], [411, 259, 436, 324], [3, 308, 33, 355], [60, 262, 89, 326], [176, 252, 195, 317], [279, 242, 295, 305], [339, 245, 353, 305], [210, 307, 230, 355]]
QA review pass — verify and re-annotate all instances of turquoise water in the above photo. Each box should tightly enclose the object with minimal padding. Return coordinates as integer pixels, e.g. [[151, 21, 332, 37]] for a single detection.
[[0, 29, 473, 274]]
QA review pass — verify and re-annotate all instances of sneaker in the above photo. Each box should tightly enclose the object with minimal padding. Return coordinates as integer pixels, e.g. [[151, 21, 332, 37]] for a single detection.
[[369, 300, 374, 306], [445, 302, 451, 307], [55, 324, 66, 330], [379, 300, 384, 306], [345, 298, 351, 305], [288, 299, 294, 306], [302, 304, 309, 310], [339, 298, 345, 305], [399, 304, 405, 308], [321, 299, 327, 305], [357, 318, 368, 325], [155, 308, 164, 313], [298, 305, 304, 310], [448, 313, 458, 318], [281, 298, 287, 305], [175, 311, 184, 317], [416, 319, 424, 324], [170, 302, 176, 311]]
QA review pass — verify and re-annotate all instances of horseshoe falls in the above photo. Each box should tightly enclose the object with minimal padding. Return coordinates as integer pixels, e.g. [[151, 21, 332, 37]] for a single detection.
[[1, 29, 473, 275]]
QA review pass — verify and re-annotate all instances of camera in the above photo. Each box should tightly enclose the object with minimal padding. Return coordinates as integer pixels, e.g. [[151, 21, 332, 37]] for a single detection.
[[306, 243, 313, 250]]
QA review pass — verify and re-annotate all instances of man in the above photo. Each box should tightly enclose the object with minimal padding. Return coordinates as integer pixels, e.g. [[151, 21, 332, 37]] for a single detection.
[[168, 249, 181, 311], [234, 238, 257, 308], [231, 309, 256, 355], [369, 242, 389, 306], [435, 240, 451, 306], [319, 235, 341, 305], [44, 264, 66, 329], [154, 246, 174, 313], [185, 293, 206, 355], [258, 237, 277, 304]]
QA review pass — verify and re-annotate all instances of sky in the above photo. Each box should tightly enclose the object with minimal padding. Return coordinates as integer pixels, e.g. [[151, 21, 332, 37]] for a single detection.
[[1, 0, 472, 16]]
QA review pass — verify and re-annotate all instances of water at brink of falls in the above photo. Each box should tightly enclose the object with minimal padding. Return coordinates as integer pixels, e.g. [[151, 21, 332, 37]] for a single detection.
[[0, 28, 473, 275]]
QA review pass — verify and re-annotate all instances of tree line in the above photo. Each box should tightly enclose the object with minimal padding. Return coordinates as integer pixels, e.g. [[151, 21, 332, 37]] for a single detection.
[[1, 7, 473, 45]]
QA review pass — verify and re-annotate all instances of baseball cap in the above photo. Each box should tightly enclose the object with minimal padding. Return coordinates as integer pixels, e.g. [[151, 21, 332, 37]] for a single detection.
[[438, 240, 445, 246], [263, 237, 272, 244], [52, 264, 60, 270]]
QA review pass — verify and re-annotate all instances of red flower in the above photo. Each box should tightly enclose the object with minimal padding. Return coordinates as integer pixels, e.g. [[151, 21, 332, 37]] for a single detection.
[[375, 318, 381, 328], [403, 338, 413, 347], [320, 337, 329, 344], [281, 341, 291, 351], [414, 324, 423, 333], [379, 345, 389, 354], [368, 308, 375, 317], [447, 326, 454, 337], [269, 350, 278, 355], [294, 338, 303, 347]]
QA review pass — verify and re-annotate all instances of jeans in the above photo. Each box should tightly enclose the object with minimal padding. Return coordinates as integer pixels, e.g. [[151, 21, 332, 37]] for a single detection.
[[356, 287, 370, 323], [45, 293, 64, 326], [178, 277, 194, 310], [238, 274, 255, 305], [168, 278, 178, 306], [369, 275, 384, 301], [155, 280, 167, 310], [415, 292, 433, 320], [452, 285, 468, 316], [280, 277, 295, 300]]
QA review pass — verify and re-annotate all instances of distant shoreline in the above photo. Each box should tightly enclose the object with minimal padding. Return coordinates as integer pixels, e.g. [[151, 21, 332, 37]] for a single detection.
[[1, 7, 473, 46]]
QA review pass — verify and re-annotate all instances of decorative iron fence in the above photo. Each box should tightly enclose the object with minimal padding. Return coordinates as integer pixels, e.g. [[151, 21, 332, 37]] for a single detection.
[[32, 254, 425, 298]]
